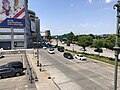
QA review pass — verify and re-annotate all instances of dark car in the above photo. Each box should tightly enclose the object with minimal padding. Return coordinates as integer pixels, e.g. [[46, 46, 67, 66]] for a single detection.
[[57, 46, 64, 52], [63, 52, 73, 59], [0, 67, 23, 79], [0, 61, 23, 70], [94, 48, 103, 53]]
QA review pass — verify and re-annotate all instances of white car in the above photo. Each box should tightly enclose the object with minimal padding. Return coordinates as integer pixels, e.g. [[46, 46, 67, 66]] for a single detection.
[[43, 46, 47, 49], [48, 48, 55, 54], [75, 54, 87, 60], [62, 41, 65, 44]]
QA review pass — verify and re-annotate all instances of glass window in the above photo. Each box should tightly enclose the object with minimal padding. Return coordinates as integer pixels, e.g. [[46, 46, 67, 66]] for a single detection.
[[0, 28, 11, 32], [13, 29, 24, 32], [14, 41, 24, 47], [14, 35, 24, 39], [0, 35, 11, 39]]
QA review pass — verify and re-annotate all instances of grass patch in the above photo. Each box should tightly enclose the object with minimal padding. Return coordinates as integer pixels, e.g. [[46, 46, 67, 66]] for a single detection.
[[65, 49, 120, 67]]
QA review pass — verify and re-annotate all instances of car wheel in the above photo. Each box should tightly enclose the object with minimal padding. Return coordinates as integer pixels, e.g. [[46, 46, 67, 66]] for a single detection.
[[16, 72, 21, 76], [0, 75, 2, 79]]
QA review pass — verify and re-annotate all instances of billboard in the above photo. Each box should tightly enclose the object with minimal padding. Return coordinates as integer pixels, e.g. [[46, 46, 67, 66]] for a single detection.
[[31, 21, 36, 32], [0, 0, 25, 28]]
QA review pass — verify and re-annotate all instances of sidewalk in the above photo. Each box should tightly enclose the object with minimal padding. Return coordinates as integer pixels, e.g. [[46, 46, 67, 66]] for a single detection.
[[27, 53, 59, 90]]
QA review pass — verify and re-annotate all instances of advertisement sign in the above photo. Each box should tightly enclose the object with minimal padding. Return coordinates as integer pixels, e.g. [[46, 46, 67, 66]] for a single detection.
[[31, 21, 35, 32], [0, 0, 25, 28]]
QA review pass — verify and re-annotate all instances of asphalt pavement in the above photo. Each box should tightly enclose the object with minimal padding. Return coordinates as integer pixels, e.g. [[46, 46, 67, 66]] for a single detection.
[[26, 50, 59, 90], [38, 49, 120, 90], [0, 53, 37, 90]]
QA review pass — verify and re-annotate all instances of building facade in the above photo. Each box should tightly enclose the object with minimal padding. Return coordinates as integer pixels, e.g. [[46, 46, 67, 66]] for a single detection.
[[28, 10, 41, 47], [0, 0, 33, 49]]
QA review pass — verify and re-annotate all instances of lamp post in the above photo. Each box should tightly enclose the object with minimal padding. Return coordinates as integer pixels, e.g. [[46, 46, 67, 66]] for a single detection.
[[113, 1, 120, 90], [56, 35, 58, 46], [35, 17, 40, 67]]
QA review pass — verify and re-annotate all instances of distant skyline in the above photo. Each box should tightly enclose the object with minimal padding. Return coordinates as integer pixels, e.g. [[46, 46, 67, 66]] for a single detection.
[[28, 0, 116, 35]]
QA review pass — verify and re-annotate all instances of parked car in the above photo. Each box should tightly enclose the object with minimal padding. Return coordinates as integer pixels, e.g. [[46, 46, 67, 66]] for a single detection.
[[94, 48, 103, 53], [0, 61, 23, 70], [79, 48, 86, 51], [48, 48, 55, 54], [75, 54, 87, 60], [0, 67, 23, 79], [62, 41, 65, 44], [63, 52, 73, 59]]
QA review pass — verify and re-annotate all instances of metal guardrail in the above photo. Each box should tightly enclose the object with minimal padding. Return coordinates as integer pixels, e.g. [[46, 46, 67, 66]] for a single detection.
[[24, 51, 33, 83], [24, 51, 38, 83]]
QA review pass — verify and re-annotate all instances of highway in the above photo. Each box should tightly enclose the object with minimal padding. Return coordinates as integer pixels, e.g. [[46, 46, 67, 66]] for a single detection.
[[39, 49, 120, 90]]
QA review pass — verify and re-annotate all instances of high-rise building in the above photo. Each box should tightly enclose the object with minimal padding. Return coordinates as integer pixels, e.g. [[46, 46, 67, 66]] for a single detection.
[[28, 10, 41, 44]]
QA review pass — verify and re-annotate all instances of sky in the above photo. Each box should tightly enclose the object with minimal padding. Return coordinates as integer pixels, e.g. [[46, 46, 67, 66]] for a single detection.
[[28, 0, 117, 35]]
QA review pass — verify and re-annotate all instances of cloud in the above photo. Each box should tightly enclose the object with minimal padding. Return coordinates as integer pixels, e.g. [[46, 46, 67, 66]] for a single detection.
[[105, 0, 113, 3], [89, 0, 92, 3], [88, 0, 114, 4]]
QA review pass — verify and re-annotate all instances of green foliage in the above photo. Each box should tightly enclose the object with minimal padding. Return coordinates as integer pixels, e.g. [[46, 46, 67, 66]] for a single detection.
[[66, 32, 75, 43], [89, 34, 95, 39], [58, 34, 67, 41], [74, 35, 79, 42], [104, 34, 115, 50], [77, 35, 93, 49], [92, 39, 105, 48]]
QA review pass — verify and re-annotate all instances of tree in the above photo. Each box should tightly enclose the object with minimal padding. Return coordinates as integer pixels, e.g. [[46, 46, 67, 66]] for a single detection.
[[77, 35, 93, 52], [92, 39, 104, 48], [66, 32, 75, 43], [92, 39, 104, 55], [89, 34, 95, 39], [104, 34, 116, 50]]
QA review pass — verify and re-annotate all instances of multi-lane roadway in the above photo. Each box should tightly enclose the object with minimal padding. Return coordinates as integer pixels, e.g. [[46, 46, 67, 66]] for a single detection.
[[39, 48, 120, 90]]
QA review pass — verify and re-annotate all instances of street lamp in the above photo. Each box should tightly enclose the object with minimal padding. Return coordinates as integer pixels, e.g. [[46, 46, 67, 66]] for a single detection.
[[56, 35, 58, 46], [113, 1, 120, 90]]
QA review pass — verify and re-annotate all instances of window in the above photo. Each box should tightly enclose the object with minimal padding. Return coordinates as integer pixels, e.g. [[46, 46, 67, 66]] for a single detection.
[[0, 35, 11, 39], [14, 41, 24, 47], [14, 35, 24, 39]]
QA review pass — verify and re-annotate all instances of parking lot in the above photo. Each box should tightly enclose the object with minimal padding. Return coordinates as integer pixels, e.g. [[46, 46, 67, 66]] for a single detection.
[[0, 53, 37, 90]]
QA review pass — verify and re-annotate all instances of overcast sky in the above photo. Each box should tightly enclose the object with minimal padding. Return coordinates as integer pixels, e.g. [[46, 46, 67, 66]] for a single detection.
[[28, 0, 117, 35]]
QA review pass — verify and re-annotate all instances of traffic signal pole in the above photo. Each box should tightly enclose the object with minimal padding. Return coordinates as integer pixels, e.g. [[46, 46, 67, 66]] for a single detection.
[[113, 1, 120, 90]]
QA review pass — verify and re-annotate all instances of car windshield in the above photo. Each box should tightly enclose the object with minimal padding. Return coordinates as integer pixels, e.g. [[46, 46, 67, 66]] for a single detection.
[[49, 48, 54, 50], [78, 55, 83, 57]]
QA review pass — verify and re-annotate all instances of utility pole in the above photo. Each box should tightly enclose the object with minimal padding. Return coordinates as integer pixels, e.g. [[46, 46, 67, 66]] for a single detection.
[[35, 17, 40, 67], [56, 35, 58, 46], [113, 1, 120, 90]]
